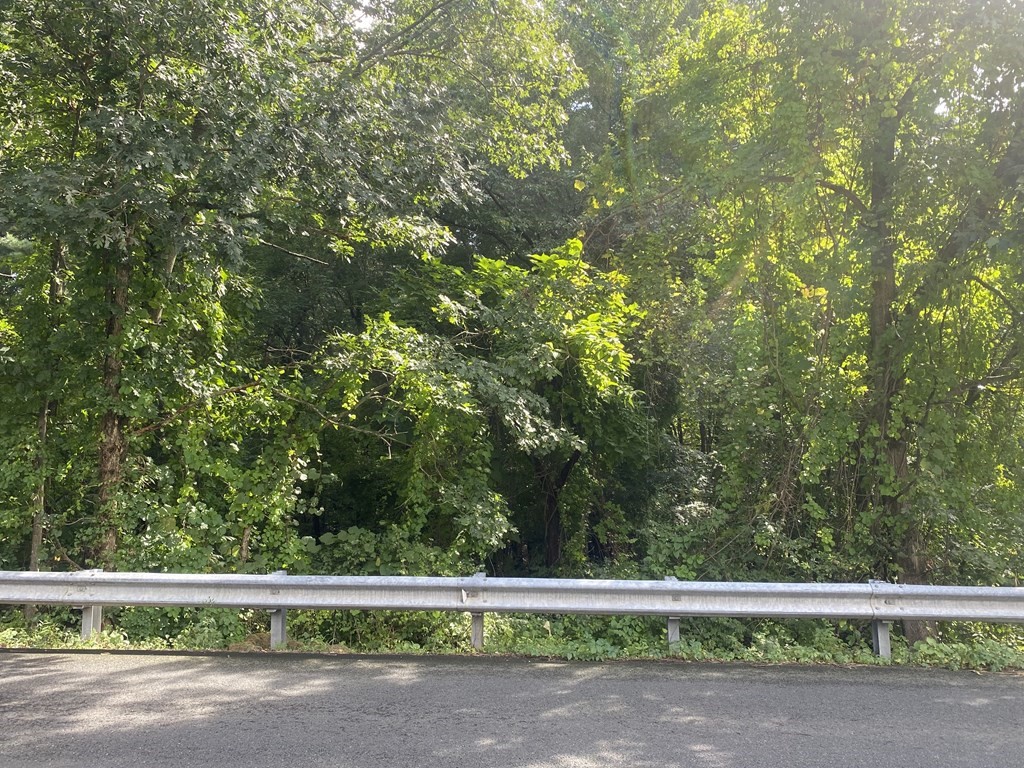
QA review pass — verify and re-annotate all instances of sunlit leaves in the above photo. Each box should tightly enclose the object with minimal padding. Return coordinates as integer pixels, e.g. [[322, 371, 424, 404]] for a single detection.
[[0, 0, 580, 572]]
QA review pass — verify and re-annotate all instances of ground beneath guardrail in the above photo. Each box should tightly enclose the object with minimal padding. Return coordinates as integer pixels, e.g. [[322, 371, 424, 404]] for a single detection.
[[3, 651, 1023, 767]]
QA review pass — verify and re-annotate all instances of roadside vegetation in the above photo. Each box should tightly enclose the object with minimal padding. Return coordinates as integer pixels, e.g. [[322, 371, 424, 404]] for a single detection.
[[4, 609, 1024, 673], [2, 0, 1023, 663]]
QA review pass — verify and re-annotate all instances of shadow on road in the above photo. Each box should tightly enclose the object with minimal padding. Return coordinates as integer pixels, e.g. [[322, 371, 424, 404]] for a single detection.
[[2, 651, 1023, 768]]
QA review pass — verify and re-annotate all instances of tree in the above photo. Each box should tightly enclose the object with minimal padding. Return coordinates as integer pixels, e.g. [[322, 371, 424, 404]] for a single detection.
[[590, 0, 1024, 602], [302, 240, 647, 572], [0, 0, 578, 571]]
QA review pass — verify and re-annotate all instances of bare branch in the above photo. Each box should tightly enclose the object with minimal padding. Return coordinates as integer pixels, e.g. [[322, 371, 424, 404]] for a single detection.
[[257, 238, 329, 266]]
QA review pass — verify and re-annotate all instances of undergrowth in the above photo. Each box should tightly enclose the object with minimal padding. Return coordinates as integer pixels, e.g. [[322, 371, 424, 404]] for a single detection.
[[3, 608, 1024, 671]]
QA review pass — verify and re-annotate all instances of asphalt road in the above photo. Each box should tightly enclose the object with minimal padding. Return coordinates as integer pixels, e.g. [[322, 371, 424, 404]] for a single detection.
[[2, 651, 1023, 768]]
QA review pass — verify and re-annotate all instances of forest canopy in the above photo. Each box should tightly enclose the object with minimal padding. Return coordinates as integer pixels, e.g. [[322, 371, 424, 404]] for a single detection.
[[1, 0, 1023, 648]]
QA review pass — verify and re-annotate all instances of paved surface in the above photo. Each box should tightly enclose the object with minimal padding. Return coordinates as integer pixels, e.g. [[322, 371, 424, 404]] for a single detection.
[[2, 651, 1023, 767]]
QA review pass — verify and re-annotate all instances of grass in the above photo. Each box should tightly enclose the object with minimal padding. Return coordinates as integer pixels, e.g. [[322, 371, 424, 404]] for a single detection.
[[4, 609, 1024, 671]]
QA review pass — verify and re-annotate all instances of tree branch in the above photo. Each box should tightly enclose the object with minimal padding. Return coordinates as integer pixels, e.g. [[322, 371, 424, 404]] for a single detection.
[[816, 180, 869, 216], [131, 383, 260, 437], [973, 275, 1024, 319], [355, 0, 462, 73], [257, 238, 329, 266]]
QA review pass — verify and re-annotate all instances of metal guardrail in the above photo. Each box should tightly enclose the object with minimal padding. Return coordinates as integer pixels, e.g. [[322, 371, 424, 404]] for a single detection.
[[3, 570, 1023, 657]]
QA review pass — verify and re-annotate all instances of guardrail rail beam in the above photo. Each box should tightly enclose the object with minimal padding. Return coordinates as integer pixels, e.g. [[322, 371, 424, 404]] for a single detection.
[[3, 570, 1023, 658]]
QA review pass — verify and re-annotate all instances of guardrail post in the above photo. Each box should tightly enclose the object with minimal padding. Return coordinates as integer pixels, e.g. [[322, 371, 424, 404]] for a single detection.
[[270, 570, 287, 650], [77, 568, 104, 640], [667, 617, 681, 648], [471, 613, 484, 650], [871, 620, 892, 659], [270, 609, 287, 649], [665, 576, 681, 649], [80, 604, 103, 640], [470, 572, 485, 650]]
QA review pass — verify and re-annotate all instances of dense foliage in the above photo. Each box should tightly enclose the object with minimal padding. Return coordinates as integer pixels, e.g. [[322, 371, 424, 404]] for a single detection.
[[2, 0, 1023, 653]]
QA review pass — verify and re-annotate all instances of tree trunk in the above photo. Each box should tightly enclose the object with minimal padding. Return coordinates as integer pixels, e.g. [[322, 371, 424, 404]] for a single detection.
[[897, 519, 937, 644], [543, 488, 563, 569], [26, 241, 68, 621], [29, 402, 50, 572], [25, 403, 49, 624], [539, 449, 582, 568], [863, 84, 934, 640], [95, 255, 133, 569], [150, 239, 180, 325]]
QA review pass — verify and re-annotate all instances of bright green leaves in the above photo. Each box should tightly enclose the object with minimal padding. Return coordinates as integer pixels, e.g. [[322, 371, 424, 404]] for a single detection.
[[526, 245, 638, 397], [0, 0, 581, 574], [1, 0, 1020, 601], [303, 243, 644, 567], [360, 0, 582, 177], [558, 0, 1024, 586]]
